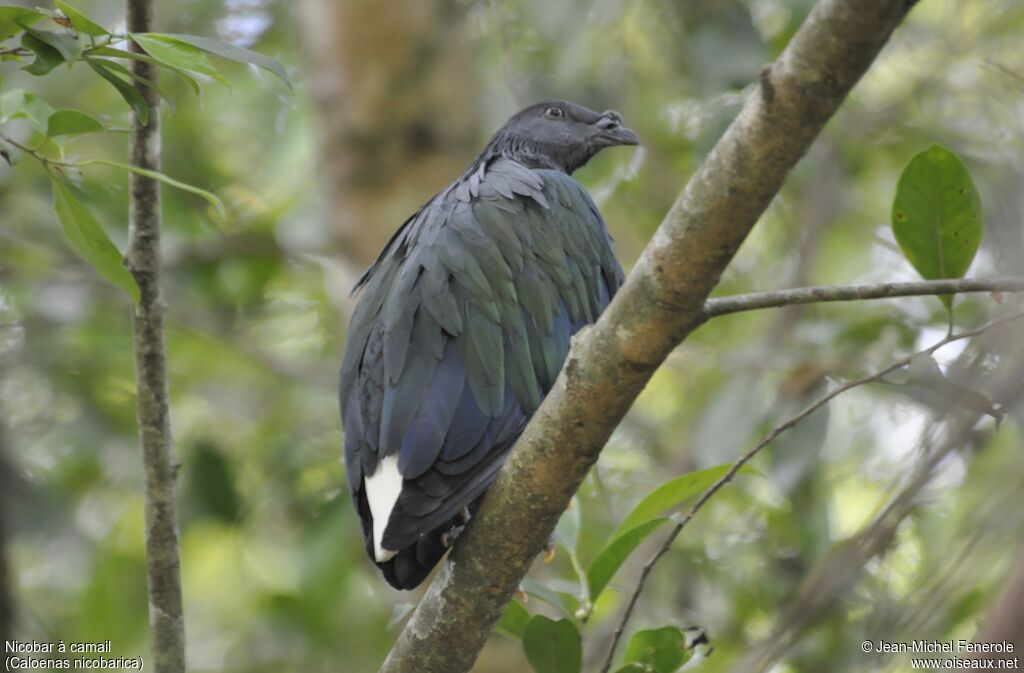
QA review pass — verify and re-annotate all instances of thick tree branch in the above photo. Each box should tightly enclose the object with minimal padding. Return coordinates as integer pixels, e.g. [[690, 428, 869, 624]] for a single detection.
[[381, 1, 918, 671], [704, 277, 1024, 318], [125, 1, 186, 672], [600, 311, 1024, 673]]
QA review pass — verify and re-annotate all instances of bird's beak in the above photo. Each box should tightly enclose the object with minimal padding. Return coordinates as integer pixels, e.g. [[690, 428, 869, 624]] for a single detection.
[[595, 110, 640, 146]]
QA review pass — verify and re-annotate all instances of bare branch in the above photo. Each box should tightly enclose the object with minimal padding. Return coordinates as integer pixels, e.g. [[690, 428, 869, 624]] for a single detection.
[[704, 277, 1024, 318], [599, 311, 1024, 673], [124, 1, 186, 671], [381, 1, 919, 671]]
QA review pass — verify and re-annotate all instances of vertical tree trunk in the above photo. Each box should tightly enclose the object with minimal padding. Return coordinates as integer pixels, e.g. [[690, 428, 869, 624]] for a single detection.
[[298, 0, 481, 269], [125, 1, 186, 671]]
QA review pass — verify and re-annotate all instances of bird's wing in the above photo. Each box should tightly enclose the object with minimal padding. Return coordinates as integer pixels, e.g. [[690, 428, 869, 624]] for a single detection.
[[340, 158, 624, 556]]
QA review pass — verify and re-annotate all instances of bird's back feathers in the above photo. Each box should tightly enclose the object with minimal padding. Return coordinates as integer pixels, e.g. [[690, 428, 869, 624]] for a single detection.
[[340, 157, 623, 589]]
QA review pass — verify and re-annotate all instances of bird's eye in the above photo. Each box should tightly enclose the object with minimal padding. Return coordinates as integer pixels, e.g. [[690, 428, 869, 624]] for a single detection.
[[544, 106, 565, 120]]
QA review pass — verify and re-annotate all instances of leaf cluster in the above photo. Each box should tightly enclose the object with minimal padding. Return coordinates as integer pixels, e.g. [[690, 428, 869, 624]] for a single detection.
[[1, 2, 288, 301]]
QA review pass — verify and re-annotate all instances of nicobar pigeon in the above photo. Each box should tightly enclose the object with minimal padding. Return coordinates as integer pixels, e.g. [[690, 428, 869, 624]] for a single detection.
[[339, 100, 638, 589]]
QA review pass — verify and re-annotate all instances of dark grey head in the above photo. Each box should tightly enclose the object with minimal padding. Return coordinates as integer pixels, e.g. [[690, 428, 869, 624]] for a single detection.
[[483, 100, 639, 174]]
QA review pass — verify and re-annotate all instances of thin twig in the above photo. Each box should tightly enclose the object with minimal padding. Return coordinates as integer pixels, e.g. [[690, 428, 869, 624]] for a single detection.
[[981, 58, 1024, 90], [703, 278, 1024, 318], [0, 133, 71, 176], [0, 133, 127, 171], [598, 310, 1024, 673], [0, 133, 101, 180], [0, 47, 29, 57]]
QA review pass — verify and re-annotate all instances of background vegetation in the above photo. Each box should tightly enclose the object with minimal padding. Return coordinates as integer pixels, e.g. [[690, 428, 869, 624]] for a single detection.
[[1, 0, 1022, 671]]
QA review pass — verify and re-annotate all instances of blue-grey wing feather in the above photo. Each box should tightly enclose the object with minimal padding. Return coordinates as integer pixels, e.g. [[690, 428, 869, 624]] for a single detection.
[[340, 157, 623, 563]]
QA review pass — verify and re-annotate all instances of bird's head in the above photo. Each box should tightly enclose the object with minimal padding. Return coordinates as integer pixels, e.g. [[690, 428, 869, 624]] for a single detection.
[[486, 99, 639, 174]]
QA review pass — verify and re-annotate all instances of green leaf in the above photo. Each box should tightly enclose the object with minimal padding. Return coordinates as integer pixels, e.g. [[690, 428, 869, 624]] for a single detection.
[[87, 46, 200, 95], [522, 616, 581, 673], [613, 464, 758, 540], [85, 57, 174, 108], [0, 6, 43, 40], [52, 180, 139, 302], [892, 144, 983, 308], [55, 1, 108, 37], [132, 33, 227, 85], [46, 109, 105, 137], [161, 33, 291, 88], [588, 464, 759, 601], [20, 31, 64, 75], [588, 518, 669, 600], [0, 89, 54, 132], [85, 45, 159, 64], [87, 60, 148, 126], [614, 666, 650, 673], [496, 600, 530, 640], [20, 23, 81, 62], [520, 579, 573, 619], [86, 159, 225, 218], [181, 440, 240, 523], [554, 496, 581, 555], [623, 627, 689, 673]]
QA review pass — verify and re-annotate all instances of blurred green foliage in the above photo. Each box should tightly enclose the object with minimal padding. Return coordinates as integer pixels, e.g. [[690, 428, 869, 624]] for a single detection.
[[1, 1, 1023, 672]]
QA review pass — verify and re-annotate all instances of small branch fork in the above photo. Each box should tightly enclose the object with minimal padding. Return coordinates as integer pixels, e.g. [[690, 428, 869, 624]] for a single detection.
[[598, 310, 1024, 673], [0, 132, 80, 175]]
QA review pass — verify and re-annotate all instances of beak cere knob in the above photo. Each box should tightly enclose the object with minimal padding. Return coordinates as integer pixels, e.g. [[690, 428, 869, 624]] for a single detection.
[[602, 110, 623, 124], [597, 110, 624, 130], [596, 110, 639, 146]]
